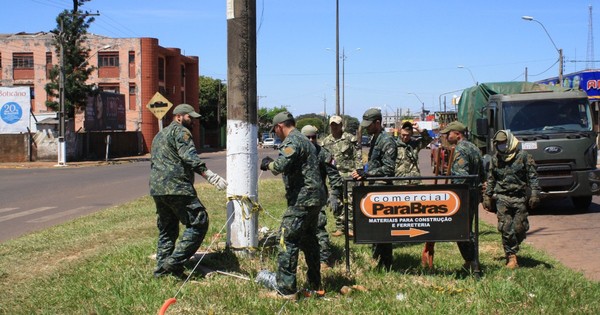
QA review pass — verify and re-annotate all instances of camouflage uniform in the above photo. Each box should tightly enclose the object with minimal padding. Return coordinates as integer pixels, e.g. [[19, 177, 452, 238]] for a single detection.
[[450, 138, 484, 263], [364, 132, 397, 268], [269, 128, 324, 295], [395, 129, 431, 184], [313, 143, 343, 265], [322, 132, 362, 232], [150, 121, 209, 277], [485, 135, 539, 257]]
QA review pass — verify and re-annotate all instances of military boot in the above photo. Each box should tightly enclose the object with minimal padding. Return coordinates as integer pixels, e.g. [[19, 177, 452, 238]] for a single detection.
[[506, 254, 518, 269]]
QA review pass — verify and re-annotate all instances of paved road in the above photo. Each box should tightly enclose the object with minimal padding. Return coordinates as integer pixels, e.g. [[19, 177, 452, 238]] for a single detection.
[[0, 151, 226, 242], [1, 146, 598, 281]]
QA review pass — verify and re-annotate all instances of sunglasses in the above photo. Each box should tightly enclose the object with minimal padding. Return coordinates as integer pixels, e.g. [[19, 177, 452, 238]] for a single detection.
[[307, 135, 317, 139]]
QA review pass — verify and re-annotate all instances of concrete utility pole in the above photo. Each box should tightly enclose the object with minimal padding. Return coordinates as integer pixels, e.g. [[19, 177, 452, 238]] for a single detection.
[[226, 0, 258, 252], [57, 11, 100, 166]]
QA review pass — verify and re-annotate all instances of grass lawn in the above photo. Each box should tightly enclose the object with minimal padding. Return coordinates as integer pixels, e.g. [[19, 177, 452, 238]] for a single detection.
[[1, 179, 599, 314]]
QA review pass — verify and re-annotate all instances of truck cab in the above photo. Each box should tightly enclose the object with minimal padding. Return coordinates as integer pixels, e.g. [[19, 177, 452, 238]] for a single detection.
[[477, 90, 600, 210]]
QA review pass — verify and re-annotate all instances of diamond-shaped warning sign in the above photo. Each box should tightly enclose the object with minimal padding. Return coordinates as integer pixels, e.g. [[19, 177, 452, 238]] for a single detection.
[[146, 92, 173, 120]]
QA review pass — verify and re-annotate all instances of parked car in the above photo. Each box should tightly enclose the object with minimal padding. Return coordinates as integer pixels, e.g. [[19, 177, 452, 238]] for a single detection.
[[262, 138, 275, 148], [361, 135, 370, 147]]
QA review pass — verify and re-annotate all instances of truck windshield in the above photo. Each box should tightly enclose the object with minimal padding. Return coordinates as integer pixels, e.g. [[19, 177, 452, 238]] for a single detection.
[[503, 99, 592, 133]]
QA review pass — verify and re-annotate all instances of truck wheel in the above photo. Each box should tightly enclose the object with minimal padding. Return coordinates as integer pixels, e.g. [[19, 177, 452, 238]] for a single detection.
[[571, 196, 592, 210]]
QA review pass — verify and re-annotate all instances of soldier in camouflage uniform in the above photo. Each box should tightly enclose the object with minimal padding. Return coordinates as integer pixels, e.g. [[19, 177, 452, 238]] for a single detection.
[[395, 121, 432, 184], [435, 121, 484, 271], [484, 130, 540, 269], [149, 104, 228, 279], [301, 125, 343, 270], [352, 108, 397, 270], [322, 115, 362, 237], [258, 112, 324, 298]]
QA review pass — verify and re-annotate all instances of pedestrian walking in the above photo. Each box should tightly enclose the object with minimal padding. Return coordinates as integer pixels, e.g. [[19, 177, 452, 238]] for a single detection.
[[484, 130, 540, 269]]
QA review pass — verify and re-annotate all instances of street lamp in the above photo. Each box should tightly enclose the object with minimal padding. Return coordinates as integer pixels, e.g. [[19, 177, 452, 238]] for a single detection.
[[56, 44, 112, 166], [408, 92, 426, 120], [457, 65, 478, 85], [522, 15, 563, 84]]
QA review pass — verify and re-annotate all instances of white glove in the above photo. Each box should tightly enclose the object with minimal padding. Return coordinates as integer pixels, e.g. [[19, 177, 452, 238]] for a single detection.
[[204, 169, 227, 190]]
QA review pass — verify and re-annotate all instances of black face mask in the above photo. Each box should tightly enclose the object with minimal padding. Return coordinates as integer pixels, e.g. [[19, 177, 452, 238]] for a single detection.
[[496, 143, 507, 153]]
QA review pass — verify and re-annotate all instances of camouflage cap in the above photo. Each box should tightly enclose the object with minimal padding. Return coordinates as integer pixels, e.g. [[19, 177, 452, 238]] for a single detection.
[[360, 108, 382, 127], [329, 115, 343, 125], [301, 125, 318, 137], [173, 104, 201, 118], [270, 111, 295, 132], [440, 121, 466, 134]]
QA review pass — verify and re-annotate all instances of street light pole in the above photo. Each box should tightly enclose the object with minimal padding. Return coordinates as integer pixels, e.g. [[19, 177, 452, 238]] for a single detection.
[[457, 65, 478, 85], [408, 92, 425, 120], [522, 15, 563, 84]]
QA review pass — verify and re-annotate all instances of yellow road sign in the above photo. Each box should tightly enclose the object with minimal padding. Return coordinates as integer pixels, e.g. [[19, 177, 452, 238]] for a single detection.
[[146, 92, 173, 120]]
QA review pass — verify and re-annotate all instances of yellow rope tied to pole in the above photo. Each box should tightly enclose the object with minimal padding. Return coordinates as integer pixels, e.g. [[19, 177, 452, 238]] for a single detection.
[[227, 195, 264, 220]]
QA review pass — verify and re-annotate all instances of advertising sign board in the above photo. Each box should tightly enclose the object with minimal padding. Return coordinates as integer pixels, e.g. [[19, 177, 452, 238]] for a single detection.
[[85, 92, 126, 131], [352, 184, 471, 244], [0, 86, 31, 134]]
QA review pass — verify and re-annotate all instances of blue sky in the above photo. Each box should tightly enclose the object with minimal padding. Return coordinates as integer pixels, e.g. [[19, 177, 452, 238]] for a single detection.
[[4, 0, 599, 118]]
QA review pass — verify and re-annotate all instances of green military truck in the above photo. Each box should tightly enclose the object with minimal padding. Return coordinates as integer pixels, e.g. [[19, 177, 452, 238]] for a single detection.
[[457, 82, 600, 210]]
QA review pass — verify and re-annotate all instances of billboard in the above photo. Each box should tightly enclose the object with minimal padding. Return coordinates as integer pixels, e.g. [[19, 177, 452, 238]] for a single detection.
[[537, 70, 600, 100], [85, 92, 126, 131], [0, 86, 31, 134]]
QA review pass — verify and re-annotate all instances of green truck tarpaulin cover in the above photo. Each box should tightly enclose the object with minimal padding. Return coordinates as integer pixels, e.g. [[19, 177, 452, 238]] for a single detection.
[[456, 81, 571, 148]]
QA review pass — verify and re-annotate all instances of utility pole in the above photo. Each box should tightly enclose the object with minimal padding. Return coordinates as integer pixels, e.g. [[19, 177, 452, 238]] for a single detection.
[[226, 0, 258, 253], [335, 0, 340, 116], [57, 10, 100, 166], [57, 17, 66, 166]]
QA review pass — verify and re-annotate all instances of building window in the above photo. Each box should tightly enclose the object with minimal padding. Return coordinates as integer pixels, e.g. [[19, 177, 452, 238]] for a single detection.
[[98, 52, 119, 67], [128, 51, 135, 64], [13, 53, 34, 69], [98, 84, 120, 94], [46, 52, 52, 64], [129, 83, 136, 110], [158, 57, 165, 81]]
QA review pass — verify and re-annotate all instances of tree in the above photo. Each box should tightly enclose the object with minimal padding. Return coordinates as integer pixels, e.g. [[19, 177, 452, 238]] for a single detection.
[[258, 106, 289, 135], [45, 0, 96, 118], [342, 115, 360, 135], [198, 76, 227, 129], [296, 117, 324, 133]]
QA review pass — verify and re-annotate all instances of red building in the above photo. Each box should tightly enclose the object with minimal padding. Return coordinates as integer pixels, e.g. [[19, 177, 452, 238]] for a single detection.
[[0, 32, 200, 155]]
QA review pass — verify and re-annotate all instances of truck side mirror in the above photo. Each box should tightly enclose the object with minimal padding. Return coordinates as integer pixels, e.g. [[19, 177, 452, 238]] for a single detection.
[[476, 118, 488, 136]]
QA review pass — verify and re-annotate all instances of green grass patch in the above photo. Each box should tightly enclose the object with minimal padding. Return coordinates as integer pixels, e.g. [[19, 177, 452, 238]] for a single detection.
[[1, 179, 599, 314]]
